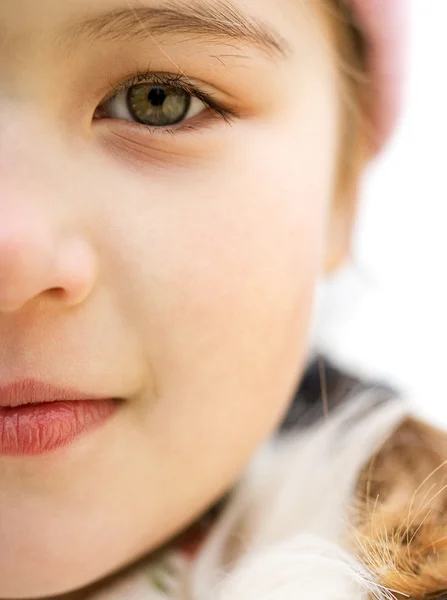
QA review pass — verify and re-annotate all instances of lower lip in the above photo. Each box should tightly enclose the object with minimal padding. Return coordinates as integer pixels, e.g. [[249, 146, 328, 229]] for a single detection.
[[0, 400, 118, 456]]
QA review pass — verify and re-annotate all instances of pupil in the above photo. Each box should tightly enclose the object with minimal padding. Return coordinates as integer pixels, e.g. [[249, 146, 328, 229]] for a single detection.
[[148, 87, 166, 107]]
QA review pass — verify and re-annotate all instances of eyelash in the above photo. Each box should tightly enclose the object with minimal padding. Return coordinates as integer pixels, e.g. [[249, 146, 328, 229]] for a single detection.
[[95, 71, 238, 135]]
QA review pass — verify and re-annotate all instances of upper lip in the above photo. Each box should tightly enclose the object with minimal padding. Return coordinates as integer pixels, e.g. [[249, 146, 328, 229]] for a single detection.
[[0, 380, 96, 408]]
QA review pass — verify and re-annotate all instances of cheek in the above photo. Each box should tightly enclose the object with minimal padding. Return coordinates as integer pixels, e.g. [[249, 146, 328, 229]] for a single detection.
[[99, 125, 334, 411], [86, 106, 338, 486], [146, 130, 330, 344], [70, 117, 339, 550]]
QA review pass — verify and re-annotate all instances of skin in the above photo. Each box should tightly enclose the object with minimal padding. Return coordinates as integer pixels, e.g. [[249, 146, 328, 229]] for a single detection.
[[0, 0, 364, 597]]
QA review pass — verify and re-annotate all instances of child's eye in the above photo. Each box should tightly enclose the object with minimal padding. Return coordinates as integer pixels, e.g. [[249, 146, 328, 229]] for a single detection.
[[102, 82, 206, 127]]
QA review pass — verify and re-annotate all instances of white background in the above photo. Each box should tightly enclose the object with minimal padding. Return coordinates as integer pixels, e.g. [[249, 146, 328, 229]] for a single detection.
[[315, 1, 447, 427]]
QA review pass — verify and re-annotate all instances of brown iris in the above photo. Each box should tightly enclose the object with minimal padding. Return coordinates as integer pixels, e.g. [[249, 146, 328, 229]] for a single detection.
[[127, 84, 191, 126]]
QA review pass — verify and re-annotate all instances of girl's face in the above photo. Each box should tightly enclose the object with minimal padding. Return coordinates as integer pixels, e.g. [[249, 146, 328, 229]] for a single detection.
[[0, 0, 354, 596]]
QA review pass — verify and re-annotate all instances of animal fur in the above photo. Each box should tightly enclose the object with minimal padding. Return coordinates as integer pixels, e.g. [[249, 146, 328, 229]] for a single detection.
[[355, 417, 447, 599], [189, 362, 447, 600]]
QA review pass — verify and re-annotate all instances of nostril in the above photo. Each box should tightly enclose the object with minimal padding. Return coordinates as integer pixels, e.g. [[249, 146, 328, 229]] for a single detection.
[[49, 287, 65, 294], [47, 287, 68, 299]]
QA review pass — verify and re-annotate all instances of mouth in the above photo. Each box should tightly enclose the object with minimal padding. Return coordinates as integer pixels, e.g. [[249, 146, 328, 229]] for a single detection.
[[0, 380, 119, 456]]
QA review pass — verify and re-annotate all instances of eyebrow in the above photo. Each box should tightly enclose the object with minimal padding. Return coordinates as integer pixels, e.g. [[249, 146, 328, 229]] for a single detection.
[[63, 0, 290, 59]]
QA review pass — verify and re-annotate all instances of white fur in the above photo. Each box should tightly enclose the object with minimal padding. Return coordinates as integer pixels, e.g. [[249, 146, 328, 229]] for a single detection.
[[192, 392, 408, 600], [216, 534, 390, 600]]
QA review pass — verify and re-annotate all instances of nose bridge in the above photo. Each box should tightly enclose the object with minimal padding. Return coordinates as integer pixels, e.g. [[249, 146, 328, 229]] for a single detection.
[[0, 168, 56, 251], [0, 107, 58, 239], [0, 123, 61, 238], [0, 102, 83, 231], [0, 205, 54, 293], [0, 113, 97, 312], [0, 101, 62, 182]]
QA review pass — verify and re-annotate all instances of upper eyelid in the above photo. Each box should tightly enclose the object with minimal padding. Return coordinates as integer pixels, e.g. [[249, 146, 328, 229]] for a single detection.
[[102, 72, 204, 105], [102, 72, 179, 103], [100, 69, 240, 107], [99, 72, 238, 119]]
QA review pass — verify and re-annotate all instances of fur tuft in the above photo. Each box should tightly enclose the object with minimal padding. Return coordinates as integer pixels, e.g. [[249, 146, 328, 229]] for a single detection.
[[354, 418, 447, 599]]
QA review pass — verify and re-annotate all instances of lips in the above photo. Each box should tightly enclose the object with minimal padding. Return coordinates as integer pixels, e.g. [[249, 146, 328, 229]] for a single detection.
[[0, 380, 118, 456]]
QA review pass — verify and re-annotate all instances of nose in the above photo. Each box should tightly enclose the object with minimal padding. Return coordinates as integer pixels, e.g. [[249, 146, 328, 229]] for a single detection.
[[0, 208, 97, 313]]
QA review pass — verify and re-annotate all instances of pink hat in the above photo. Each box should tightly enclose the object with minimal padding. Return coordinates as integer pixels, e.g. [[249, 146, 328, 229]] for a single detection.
[[349, 0, 408, 152]]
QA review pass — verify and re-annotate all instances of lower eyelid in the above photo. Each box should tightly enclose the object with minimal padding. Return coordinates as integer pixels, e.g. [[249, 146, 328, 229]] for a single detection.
[[95, 120, 227, 168], [93, 77, 239, 143], [95, 108, 233, 140], [131, 108, 230, 134]]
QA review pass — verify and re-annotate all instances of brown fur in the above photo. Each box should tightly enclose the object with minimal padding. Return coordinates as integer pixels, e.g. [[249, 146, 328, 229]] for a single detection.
[[354, 418, 447, 599]]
